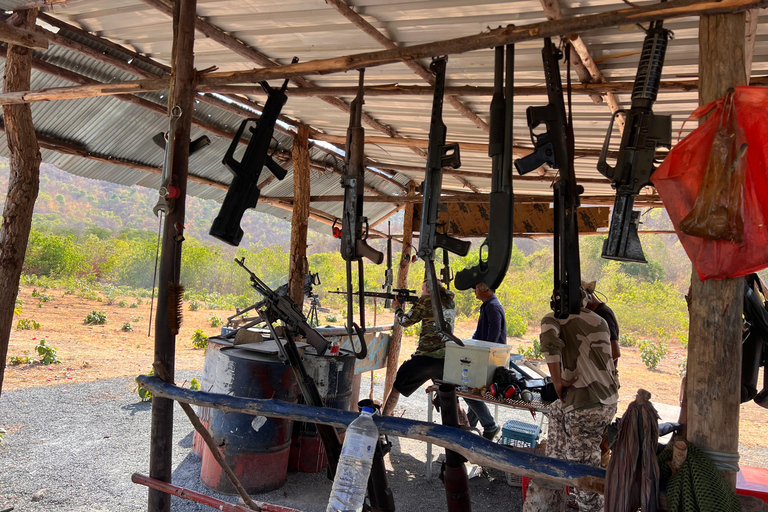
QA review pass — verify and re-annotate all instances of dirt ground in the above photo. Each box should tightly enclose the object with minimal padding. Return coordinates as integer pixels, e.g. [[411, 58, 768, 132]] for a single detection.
[[4, 285, 766, 464]]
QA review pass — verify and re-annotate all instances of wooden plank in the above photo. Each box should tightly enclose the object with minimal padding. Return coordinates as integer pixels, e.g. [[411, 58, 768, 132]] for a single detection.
[[136, 375, 607, 493], [288, 125, 311, 309], [197, 0, 768, 87], [413, 202, 609, 237]]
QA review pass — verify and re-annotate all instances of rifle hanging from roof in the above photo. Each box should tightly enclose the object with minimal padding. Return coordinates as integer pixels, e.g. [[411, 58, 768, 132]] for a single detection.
[[455, 42, 515, 291]]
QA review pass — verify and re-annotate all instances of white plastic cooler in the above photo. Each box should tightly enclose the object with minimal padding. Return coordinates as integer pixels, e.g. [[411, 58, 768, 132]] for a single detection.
[[443, 339, 513, 389]]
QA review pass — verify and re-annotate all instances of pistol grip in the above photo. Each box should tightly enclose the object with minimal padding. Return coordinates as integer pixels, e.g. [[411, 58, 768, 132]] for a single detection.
[[515, 141, 554, 175]]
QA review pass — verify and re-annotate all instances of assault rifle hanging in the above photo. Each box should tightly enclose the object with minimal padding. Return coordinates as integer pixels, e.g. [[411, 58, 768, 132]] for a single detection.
[[382, 223, 394, 308], [209, 57, 298, 246], [455, 43, 515, 291], [417, 57, 469, 346], [515, 38, 582, 319], [597, 21, 672, 263], [339, 69, 383, 358], [440, 248, 453, 290]]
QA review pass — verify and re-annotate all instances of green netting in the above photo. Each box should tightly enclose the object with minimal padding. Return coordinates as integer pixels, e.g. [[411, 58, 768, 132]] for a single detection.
[[658, 437, 740, 512]]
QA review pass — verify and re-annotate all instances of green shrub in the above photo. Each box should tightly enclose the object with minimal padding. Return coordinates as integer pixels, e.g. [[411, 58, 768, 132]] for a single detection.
[[403, 323, 420, 337], [129, 303, 138, 308], [78, 287, 100, 301], [325, 314, 338, 323], [84, 310, 107, 325], [190, 377, 200, 391], [14, 297, 23, 315], [619, 333, 639, 347], [518, 337, 544, 360], [121, 322, 133, 332], [8, 351, 31, 365], [131, 315, 143, 323], [35, 339, 60, 365], [505, 310, 528, 337], [117, 300, 128, 308], [677, 356, 687, 377], [135, 368, 154, 402], [191, 329, 208, 350], [640, 340, 668, 370], [16, 318, 41, 330], [209, 315, 222, 328], [189, 300, 202, 311]]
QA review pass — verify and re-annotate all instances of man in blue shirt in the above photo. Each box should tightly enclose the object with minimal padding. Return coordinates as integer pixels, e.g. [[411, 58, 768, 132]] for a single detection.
[[465, 283, 506, 439]]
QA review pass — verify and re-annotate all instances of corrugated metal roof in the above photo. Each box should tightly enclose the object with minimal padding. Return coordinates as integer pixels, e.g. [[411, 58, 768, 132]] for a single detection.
[[1, 0, 767, 234]]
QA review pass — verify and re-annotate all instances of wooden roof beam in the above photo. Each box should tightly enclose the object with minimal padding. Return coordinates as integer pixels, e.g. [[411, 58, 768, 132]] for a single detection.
[[196, 0, 768, 86], [0, 13, 48, 49]]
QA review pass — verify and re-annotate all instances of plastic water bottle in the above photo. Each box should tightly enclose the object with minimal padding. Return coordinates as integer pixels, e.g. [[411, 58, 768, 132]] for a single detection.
[[326, 407, 378, 512], [460, 368, 470, 392]]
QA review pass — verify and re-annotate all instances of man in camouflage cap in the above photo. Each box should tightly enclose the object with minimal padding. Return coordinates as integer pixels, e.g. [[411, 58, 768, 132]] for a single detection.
[[382, 279, 456, 416], [522, 288, 618, 512]]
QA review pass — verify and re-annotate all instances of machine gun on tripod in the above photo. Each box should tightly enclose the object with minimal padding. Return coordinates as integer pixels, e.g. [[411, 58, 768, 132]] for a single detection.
[[515, 38, 582, 319], [455, 43, 515, 291], [209, 57, 298, 246], [338, 69, 384, 359], [597, 21, 672, 263], [417, 57, 469, 346]]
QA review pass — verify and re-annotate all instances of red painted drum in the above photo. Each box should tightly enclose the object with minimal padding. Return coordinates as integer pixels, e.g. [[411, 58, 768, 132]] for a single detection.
[[200, 348, 300, 494], [288, 346, 356, 473], [191, 336, 232, 459]]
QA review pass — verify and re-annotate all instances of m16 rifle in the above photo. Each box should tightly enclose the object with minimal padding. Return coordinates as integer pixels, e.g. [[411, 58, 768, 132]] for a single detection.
[[209, 57, 298, 246], [340, 69, 384, 358], [417, 57, 470, 346], [382, 223, 394, 308], [329, 288, 419, 306], [597, 21, 672, 263], [455, 43, 515, 291], [515, 38, 582, 319]]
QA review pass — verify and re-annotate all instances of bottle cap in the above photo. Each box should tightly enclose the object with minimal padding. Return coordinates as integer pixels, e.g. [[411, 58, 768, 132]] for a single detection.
[[362, 406, 374, 414]]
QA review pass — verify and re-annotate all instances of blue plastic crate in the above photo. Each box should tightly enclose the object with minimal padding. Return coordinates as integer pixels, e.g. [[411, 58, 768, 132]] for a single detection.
[[499, 419, 540, 449]]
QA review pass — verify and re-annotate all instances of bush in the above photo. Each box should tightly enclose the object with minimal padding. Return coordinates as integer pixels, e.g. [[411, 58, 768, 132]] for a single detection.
[[677, 356, 687, 377], [135, 368, 154, 402], [505, 310, 528, 337], [209, 315, 222, 327], [117, 300, 128, 308], [35, 339, 60, 365], [16, 318, 41, 330], [191, 329, 208, 350], [325, 314, 338, 323], [518, 337, 544, 360], [190, 377, 200, 391], [640, 340, 668, 370], [189, 300, 202, 311], [619, 333, 639, 347], [8, 352, 31, 365], [84, 310, 107, 325], [14, 297, 22, 315], [403, 323, 420, 337], [129, 303, 138, 308], [121, 322, 133, 332]]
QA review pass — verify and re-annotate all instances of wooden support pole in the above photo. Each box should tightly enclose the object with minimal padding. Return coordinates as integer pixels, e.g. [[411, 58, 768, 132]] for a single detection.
[[686, 10, 748, 490], [383, 182, 416, 403], [288, 125, 311, 309], [148, 1, 196, 511], [0, 15, 47, 50], [0, 8, 41, 397]]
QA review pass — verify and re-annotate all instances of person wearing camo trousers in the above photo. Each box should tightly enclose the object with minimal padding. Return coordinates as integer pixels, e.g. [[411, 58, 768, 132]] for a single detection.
[[382, 279, 456, 416], [522, 289, 618, 512]]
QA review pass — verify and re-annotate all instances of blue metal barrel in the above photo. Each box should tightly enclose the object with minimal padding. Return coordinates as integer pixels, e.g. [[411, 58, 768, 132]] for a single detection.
[[200, 348, 299, 494]]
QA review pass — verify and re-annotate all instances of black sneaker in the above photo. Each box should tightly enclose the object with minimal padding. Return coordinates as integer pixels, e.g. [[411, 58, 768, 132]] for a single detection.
[[482, 425, 501, 441]]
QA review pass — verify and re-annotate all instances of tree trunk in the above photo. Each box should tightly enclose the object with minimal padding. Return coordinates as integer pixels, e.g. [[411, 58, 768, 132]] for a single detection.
[[0, 8, 41, 397], [686, 11, 748, 489], [288, 124, 311, 309], [383, 182, 416, 401]]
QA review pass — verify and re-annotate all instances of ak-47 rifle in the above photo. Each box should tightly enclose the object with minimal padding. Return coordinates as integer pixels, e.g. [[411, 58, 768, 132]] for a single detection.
[[455, 43, 515, 291], [597, 21, 671, 263], [340, 69, 384, 358], [382, 223, 393, 308], [417, 57, 469, 346], [209, 57, 298, 246], [329, 288, 419, 306], [515, 38, 582, 319]]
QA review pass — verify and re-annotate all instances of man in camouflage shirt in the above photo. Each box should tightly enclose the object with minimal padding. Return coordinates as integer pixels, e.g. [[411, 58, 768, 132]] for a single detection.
[[523, 289, 618, 512], [382, 280, 456, 416]]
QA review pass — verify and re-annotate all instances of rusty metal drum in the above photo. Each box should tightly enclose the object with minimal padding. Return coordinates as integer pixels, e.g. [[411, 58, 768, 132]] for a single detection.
[[200, 347, 300, 494]]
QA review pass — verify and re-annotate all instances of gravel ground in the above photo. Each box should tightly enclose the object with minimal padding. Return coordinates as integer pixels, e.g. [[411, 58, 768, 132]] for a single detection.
[[0, 371, 529, 512]]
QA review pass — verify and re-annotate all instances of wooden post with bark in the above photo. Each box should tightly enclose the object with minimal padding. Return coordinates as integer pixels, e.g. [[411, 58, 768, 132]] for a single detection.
[[288, 124, 311, 309], [0, 8, 41, 396], [383, 182, 416, 402], [148, 1, 197, 511], [685, 11, 749, 489]]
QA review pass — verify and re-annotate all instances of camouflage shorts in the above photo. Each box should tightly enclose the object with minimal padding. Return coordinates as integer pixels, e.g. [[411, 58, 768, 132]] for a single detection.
[[522, 400, 617, 512]]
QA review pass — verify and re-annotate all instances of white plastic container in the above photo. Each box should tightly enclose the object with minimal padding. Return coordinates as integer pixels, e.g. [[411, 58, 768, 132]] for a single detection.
[[326, 407, 378, 512], [444, 339, 513, 389]]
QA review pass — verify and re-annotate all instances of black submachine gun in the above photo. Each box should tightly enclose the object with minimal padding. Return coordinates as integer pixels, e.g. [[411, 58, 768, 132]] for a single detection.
[[417, 57, 470, 346], [455, 43, 515, 291], [209, 57, 298, 246], [597, 21, 672, 263], [515, 38, 582, 319], [339, 69, 384, 358]]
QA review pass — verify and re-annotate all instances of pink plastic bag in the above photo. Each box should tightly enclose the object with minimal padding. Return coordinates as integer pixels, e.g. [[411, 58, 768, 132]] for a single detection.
[[653, 86, 768, 280]]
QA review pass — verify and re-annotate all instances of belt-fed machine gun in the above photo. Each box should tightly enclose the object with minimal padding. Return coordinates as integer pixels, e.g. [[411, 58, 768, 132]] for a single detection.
[[339, 69, 384, 359], [597, 21, 672, 263], [515, 38, 582, 319], [209, 57, 298, 246], [455, 42, 515, 291], [417, 57, 469, 346]]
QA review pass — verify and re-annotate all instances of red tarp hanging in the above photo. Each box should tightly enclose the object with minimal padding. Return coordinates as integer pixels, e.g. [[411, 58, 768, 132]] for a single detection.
[[653, 86, 768, 280]]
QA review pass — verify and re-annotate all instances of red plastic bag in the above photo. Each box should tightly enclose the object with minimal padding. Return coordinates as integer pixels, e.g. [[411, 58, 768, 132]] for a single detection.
[[654, 86, 768, 280]]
